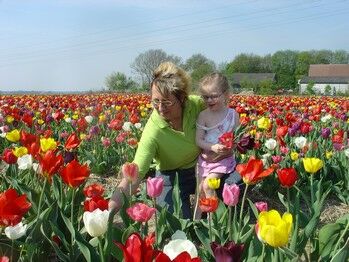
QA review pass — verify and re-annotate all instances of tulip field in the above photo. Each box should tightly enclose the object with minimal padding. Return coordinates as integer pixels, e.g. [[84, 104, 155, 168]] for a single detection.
[[0, 93, 349, 261]]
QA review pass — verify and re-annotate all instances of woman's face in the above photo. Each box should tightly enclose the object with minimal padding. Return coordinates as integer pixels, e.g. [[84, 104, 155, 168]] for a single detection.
[[151, 84, 182, 122]]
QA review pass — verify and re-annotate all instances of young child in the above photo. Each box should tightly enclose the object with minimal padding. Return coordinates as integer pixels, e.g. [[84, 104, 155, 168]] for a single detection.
[[195, 73, 240, 203]]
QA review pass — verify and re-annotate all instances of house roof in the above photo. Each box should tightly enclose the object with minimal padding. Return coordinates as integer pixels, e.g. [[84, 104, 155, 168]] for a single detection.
[[309, 64, 349, 77], [231, 73, 275, 84], [299, 76, 349, 84]]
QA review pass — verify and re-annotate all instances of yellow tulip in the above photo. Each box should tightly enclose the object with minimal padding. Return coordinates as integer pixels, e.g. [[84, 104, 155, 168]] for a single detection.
[[290, 152, 299, 161], [325, 151, 333, 159], [141, 111, 147, 118], [37, 119, 44, 125], [257, 117, 271, 130], [115, 105, 122, 111], [206, 178, 220, 190], [40, 138, 57, 152], [80, 133, 87, 140], [99, 114, 106, 122], [303, 158, 323, 174], [6, 116, 14, 124], [258, 210, 293, 247], [13, 147, 28, 157], [72, 114, 79, 120], [249, 129, 256, 136], [6, 129, 20, 142]]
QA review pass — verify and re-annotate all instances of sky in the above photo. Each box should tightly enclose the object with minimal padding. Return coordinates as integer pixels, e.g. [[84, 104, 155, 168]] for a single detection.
[[0, 0, 348, 92]]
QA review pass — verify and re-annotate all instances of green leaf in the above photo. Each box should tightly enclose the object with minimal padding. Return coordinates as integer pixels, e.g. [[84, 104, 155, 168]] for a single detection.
[[330, 238, 349, 262], [172, 173, 182, 218], [319, 223, 343, 259], [75, 232, 100, 262], [194, 223, 213, 257], [247, 198, 259, 219]]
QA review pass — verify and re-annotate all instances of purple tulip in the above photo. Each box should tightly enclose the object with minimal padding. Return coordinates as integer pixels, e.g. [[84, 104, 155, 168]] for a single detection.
[[321, 128, 331, 139], [211, 241, 244, 262], [222, 184, 240, 206], [236, 134, 255, 154]]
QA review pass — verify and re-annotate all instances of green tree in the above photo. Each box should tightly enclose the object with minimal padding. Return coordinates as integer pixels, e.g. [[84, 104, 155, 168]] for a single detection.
[[258, 79, 276, 95], [183, 54, 215, 89], [130, 49, 182, 85], [105, 72, 136, 91], [331, 50, 349, 64], [272, 50, 298, 89], [305, 80, 316, 95], [324, 84, 332, 96], [226, 53, 272, 75]]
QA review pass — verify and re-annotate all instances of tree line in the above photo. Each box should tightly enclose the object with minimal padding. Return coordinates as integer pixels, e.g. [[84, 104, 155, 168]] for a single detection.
[[105, 49, 349, 94]]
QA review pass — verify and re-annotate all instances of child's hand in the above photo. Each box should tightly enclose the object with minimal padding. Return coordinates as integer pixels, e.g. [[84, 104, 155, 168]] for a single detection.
[[211, 144, 228, 154]]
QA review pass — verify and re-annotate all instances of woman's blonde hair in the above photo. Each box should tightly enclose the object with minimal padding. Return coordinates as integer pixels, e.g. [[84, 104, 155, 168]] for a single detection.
[[199, 72, 229, 93], [151, 61, 191, 104]]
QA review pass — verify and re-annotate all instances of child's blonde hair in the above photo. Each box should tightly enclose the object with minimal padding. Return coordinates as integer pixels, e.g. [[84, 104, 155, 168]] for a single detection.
[[199, 72, 229, 93]]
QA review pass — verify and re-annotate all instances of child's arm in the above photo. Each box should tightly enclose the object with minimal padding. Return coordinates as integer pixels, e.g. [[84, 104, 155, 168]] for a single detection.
[[196, 112, 226, 154]]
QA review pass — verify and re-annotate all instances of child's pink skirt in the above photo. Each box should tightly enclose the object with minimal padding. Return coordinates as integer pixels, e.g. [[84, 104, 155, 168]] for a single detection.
[[197, 155, 236, 177]]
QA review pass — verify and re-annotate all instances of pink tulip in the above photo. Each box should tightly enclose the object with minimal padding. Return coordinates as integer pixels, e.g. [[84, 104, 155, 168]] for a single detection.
[[222, 183, 240, 206], [271, 155, 282, 164], [280, 146, 289, 155], [147, 177, 164, 198], [255, 201, 268, 212], [126, 202, 156, 222], [121, 162, 139, 182], [101, 137, 111, 147]]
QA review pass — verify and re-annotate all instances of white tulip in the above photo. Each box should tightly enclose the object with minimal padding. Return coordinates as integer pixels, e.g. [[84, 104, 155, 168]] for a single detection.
[[5, 222, 27, 240], [321, 114, 332, 123], [85, 115, 94, 124], [134, 123, 142, 129], [264, 138, 277, 150], [294, 136, 307, 149], [64, 117, 72, 123], [17, 154, 33, 170], [122, 122, 132, 132], [83, 209, 109, 237], [163, 230, 198, 260]]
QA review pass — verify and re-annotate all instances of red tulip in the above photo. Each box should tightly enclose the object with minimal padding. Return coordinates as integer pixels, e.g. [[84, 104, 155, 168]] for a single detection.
[[147, 177, 164, 198], [83, 183, 104, 198], [20, 130, 37, 147], [108, 118, 123, 130], [0, 189, 31, 226], [122, 162, 139, 182], [199, 197, 219, 213], [277, 168, 298, 188], [236, 157, 274, 185], [64, 133, 80, 150], [219, 132, 234, 149], [126, 202, 156, 223], [114, 232, 158, 262], [84, 196, 109, 212], [60, 159, 90, 188], [39, 150, 64, 181], [1, 148, 17, 164]]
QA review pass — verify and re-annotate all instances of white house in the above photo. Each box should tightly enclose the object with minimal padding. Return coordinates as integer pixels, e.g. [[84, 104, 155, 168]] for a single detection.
[[299, 64, 349, 95]]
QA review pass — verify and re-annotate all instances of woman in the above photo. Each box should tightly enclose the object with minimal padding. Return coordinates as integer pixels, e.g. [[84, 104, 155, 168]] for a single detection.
[[109, 61, 204, 219], [109, 62, 232, 219]]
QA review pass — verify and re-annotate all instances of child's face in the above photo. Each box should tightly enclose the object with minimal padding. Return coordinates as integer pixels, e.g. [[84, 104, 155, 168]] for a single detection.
[[200, 84, 227, 111]]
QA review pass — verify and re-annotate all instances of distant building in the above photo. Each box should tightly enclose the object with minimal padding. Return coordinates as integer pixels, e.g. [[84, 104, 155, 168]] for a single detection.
[[299, 64, 349, 94], [231, 73, 276, 89]]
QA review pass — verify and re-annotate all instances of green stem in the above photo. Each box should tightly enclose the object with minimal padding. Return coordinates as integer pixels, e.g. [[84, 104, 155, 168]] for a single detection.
[[129, 182, 132, 205], [260, 244, 265, 262], [332, 219, 349, 254], [153, 198, 158, 247], [310, 174, 314, 209], [11, 240, 14, 262], [238, 184, 249, 238], [37, 178, 48, 219], [286, 188, 290, 213], [233, 205, 237, 242], [208, 212, 212, 243], [98, 237, 105, 262], [228, 206, 232, 241], [71, 188, 76, 245]]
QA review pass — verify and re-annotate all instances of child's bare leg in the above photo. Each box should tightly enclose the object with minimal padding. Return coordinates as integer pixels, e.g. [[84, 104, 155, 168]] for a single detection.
[[203, 173, 222, 198], [194, 176, 205, 220]]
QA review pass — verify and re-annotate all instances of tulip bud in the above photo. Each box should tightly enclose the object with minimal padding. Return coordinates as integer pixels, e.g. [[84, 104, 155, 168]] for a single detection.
[[83, 209, 110, 237], [146, 177, 164, 198], [4, 222, 27, 240]]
